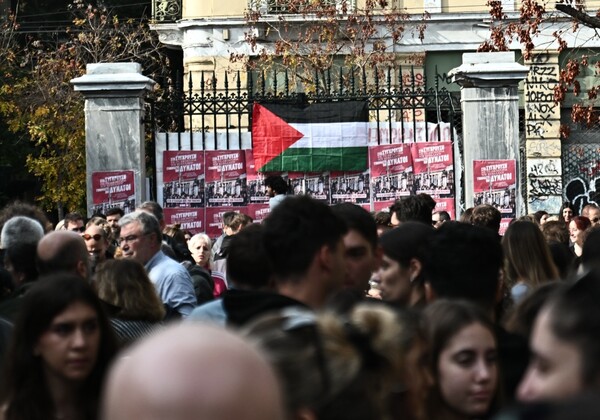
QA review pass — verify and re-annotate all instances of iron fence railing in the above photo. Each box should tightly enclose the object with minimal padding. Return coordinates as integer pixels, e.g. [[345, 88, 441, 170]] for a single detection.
[[152, 0, 182, 22], [148, 66, 461, 148], [146, 66, 463, 205]]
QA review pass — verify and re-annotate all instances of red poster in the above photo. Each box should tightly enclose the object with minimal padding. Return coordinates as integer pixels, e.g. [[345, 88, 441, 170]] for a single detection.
[[411, 142, 454, 197], [370, 144, 414, 203], [473, 160, 517, 192], [245, 150, 286, 205], [91, 170, 136, 215], [164, 208, 205, 235], [248, 203, 271, 224], [330, 171, 370, 205], [433, 197, 456, 221], [162, 151, 205, 208], [205, 207, 240, 239], [205, 150, 246, 181], [205, 150, 248, 207], [473, 159, 517, 233], [374, 200, 394, 212]]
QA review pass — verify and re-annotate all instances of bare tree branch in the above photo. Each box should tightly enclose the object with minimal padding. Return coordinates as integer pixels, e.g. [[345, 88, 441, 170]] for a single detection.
[[556, 3, 600, 29]]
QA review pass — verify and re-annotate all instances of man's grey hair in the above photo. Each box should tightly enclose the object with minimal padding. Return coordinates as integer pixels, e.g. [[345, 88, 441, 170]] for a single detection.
[[119, 210, 162, 244], [1, 216, 45, 249], [137, 201, 164, 223]]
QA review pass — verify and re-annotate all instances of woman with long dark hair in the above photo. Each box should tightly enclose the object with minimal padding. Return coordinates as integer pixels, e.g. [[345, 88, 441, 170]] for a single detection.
[[502, 221, 559, 304], [0, 273, 117, 420], [424, 300, 500, 420]]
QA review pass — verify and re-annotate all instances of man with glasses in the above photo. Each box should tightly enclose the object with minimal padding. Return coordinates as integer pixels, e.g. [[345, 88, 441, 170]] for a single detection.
[[583, 204, 600, 227], [63, 212, 85, 232], [431, 210, 450, 229], [118, 211, 196, 318]]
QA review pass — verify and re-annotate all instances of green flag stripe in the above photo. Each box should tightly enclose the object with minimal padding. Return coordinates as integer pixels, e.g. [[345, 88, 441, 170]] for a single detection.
[[259, 147, 367, 172]]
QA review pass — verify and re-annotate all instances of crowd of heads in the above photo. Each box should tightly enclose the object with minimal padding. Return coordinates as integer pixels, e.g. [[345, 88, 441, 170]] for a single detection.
[[0, 195, 599, 420]]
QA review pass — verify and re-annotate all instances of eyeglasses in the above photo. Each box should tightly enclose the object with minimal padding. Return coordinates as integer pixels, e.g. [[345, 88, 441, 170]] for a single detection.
[[69, 226, 85, 232], [117, 233, 149, 246], [592, 217, 600, 223], [81, 233, 103, 241]]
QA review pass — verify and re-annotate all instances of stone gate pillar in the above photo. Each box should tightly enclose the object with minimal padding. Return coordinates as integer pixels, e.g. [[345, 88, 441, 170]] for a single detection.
[[71, 63, 155, 216], [449, 52, 529, 217]]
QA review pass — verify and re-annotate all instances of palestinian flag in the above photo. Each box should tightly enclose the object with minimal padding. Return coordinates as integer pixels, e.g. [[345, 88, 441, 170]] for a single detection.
[[252, 101, 369, 173]]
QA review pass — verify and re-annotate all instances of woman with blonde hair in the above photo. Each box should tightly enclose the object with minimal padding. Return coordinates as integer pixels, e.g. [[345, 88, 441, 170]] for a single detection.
[[94, 259, 165, 346], [502, 220, 559, 304], [243, 303, 415, 420], [187, 233, 227, 299]]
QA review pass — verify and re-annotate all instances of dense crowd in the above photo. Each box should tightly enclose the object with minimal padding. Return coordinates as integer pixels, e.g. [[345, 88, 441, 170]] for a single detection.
[[0, 191, 598, 420]]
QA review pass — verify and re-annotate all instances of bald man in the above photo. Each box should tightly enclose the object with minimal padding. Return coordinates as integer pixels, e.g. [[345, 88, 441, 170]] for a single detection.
[[102, 324, 285, 420], [36, 230, 90, 280]]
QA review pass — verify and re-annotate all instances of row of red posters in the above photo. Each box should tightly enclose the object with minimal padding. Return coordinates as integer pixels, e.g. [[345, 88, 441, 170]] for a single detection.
[[159, 143, 455, 237]]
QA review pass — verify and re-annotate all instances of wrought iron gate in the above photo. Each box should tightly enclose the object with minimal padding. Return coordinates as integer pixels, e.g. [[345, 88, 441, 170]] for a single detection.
[[146, 66, 462, 202]]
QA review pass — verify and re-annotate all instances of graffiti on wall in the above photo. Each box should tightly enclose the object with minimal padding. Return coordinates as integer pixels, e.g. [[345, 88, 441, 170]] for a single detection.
[[524, 52, 562, 213], [562, 144, 600, 215]]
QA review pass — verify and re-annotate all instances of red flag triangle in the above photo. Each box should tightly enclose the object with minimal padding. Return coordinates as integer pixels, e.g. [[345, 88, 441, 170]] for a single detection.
[[252, 104, 304, 171]]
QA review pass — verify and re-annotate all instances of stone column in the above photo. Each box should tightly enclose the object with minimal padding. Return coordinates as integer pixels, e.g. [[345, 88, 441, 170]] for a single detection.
[[449, 52, 529, 216], [71, 63, 155, 216]]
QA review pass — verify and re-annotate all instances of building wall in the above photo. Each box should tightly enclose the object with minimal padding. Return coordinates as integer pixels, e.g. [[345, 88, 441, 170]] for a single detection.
[[184, 0, 569, 18], [155, 0, 600, 215], [185, 0, 245, 18]]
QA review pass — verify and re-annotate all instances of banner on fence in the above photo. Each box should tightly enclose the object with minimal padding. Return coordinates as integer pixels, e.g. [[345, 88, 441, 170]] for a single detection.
[[155, 133, 459, 238], [163, 151, 205, 208]]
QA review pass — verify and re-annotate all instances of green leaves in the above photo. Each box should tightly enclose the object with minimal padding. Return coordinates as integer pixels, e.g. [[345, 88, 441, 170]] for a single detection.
[[0, 0, 169, 213]]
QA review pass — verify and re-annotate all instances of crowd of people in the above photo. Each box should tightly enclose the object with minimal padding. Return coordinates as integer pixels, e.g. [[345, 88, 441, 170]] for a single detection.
[[0, 194, 598, 420]]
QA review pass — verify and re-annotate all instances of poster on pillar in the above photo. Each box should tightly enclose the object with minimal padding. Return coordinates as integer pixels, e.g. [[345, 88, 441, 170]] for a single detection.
[[91, 170, 136, 215], [164, 208, 205, 235], [205, 150, 248, 207], [162, 151, 205, 208], [370, 144, 414, 211], [473, 159, 517, 235]]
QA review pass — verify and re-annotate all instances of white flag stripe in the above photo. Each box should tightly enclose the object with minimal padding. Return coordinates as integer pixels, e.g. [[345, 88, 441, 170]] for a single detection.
[[288, 122, 369, 149]]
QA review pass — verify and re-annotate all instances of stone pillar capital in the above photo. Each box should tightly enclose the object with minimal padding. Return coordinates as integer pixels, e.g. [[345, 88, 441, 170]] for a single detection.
[[449, 52, 529, 88], [71, 63, 155, 98]]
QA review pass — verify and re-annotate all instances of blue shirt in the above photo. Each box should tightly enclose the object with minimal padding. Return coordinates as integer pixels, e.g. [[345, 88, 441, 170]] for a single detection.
[[187, 299, 227, 326], [269, 194, 286, 210], [145, 250, 197, 318]]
